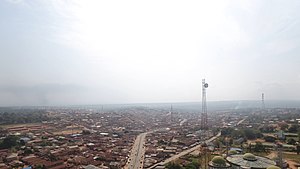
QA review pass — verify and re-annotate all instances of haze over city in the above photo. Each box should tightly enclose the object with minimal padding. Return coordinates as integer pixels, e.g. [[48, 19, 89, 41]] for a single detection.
[[1, 0, 300, 106], [2, 1, 300, 169]]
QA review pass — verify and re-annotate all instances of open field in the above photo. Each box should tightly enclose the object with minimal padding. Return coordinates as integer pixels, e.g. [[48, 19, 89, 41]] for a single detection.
[[283, 153, 300, 163]]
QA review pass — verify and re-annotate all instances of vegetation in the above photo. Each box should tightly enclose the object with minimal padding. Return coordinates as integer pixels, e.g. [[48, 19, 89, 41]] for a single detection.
[[287, 138, 296, 145], [0, 135, 20, 149], [253, 141, 266, 152], [221, 128, 262, 140], [166, 162, 183, 169], [259, 125, 276, 133], [165, 155, 202, 169], [0, 110, 49, 125], [166, 161, 200, 169], [184, 160, 200, 169], [288, 124, 299, 133], [244, 128, 263, 140], [35, 165, 46, 169], [264, 135, 276, 142]]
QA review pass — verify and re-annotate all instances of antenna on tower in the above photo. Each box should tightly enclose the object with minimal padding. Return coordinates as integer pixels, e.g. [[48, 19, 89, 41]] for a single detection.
[[262, 93, 265, 110], [201, 79, 208, 129]]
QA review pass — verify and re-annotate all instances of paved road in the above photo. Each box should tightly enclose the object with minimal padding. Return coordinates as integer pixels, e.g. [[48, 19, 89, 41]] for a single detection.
[[147, 132, 221, 169], [237, 117, 247, 126], [125, 132, 148, 169]]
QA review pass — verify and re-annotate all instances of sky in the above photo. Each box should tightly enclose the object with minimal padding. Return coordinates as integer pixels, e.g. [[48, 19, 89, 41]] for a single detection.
[[0, 0, 300, 106]]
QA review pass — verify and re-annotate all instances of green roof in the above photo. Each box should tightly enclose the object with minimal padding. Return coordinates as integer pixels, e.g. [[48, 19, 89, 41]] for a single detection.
[[228, 150, 238, 155], [243, 153, 257, 161], [226, 154, 276, 168], [267, 166, 280, 169], [212, 156, 226, 166]]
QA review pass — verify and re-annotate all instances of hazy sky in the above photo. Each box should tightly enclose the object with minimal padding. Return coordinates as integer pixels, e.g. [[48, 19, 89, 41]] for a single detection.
[[1, 0, 300, 106]]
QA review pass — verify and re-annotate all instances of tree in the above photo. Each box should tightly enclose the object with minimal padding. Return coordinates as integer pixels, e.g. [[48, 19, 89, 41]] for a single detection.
[[243, 129, 262, 140], [264, 136, 276, 143], [231, 130, 243, 139], [0, 135, 19, 149], [254, 141, 265, 152], [35, 165, 46, 169], [165, 162, 183, 169], [287, 138, 296, 145], [288, 124, 299, 133], [24, 148, 33, 155], [259, 125, 275, 133], [82, 130, 91, 135], [214, 140, 222, 148], [184, 160, 199, 169], [296, 144, 300, 155], [221, 128, 234, 136]]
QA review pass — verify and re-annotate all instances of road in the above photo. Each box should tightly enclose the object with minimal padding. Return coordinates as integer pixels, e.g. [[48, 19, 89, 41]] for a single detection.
[[237, 116, 247, 126], [147, 132, 221, 169], [125, 132, 148, 169]]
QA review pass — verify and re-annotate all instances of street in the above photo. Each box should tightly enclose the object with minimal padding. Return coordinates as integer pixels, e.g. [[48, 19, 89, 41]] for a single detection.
[[125, 132, 148, 169], [147, 132, 221, 169]]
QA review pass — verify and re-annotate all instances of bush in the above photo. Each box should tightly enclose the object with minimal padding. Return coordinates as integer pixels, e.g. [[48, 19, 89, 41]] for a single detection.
[[264, 136, 276, 142], [287, 138, 296, 145], [166, 162, 183, 169]]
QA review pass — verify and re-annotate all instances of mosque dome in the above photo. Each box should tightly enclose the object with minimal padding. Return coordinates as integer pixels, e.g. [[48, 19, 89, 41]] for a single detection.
[[267, 166, 280, 169], [226, 153, 276, 169], [211, 156, 226, 167], [228, 150, 238, 155], [243, 153, 257, 161]]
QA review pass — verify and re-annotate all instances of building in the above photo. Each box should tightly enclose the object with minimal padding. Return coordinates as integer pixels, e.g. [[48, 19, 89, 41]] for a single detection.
[[208, 156, 231, 169], [226, 153, 276, 169], [266, 166, 280, 169]]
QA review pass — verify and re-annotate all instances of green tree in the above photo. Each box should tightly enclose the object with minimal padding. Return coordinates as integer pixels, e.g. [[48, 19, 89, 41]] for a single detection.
[[35, 165, 46, 169], [166, 162, 183, 169], [82, 130, 91, 135], [254, 141, 265, 152], [0, 135, 19, 149], [287, 138, 296, 145], [264, 136, 276, 142], [296, 144, 300, 155], [243, 129, 262, 140], [231, 130, 243, 139], [185, 162, 198, 169], [221, 128, 234, 136], [24, 148, 33, 155], [288, 124, 299, 133]]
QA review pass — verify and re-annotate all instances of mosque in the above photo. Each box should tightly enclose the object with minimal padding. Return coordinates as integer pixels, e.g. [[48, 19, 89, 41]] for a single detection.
[[208, 153, 278, 169]]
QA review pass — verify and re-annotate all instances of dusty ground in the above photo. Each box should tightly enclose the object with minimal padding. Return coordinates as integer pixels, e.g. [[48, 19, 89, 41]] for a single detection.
[[247, 138, 265, 143], [286, 160, 299, 169], [52, 129, 82, 135], [266, 151, 300, 169], [266, 151, 276, 159]]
